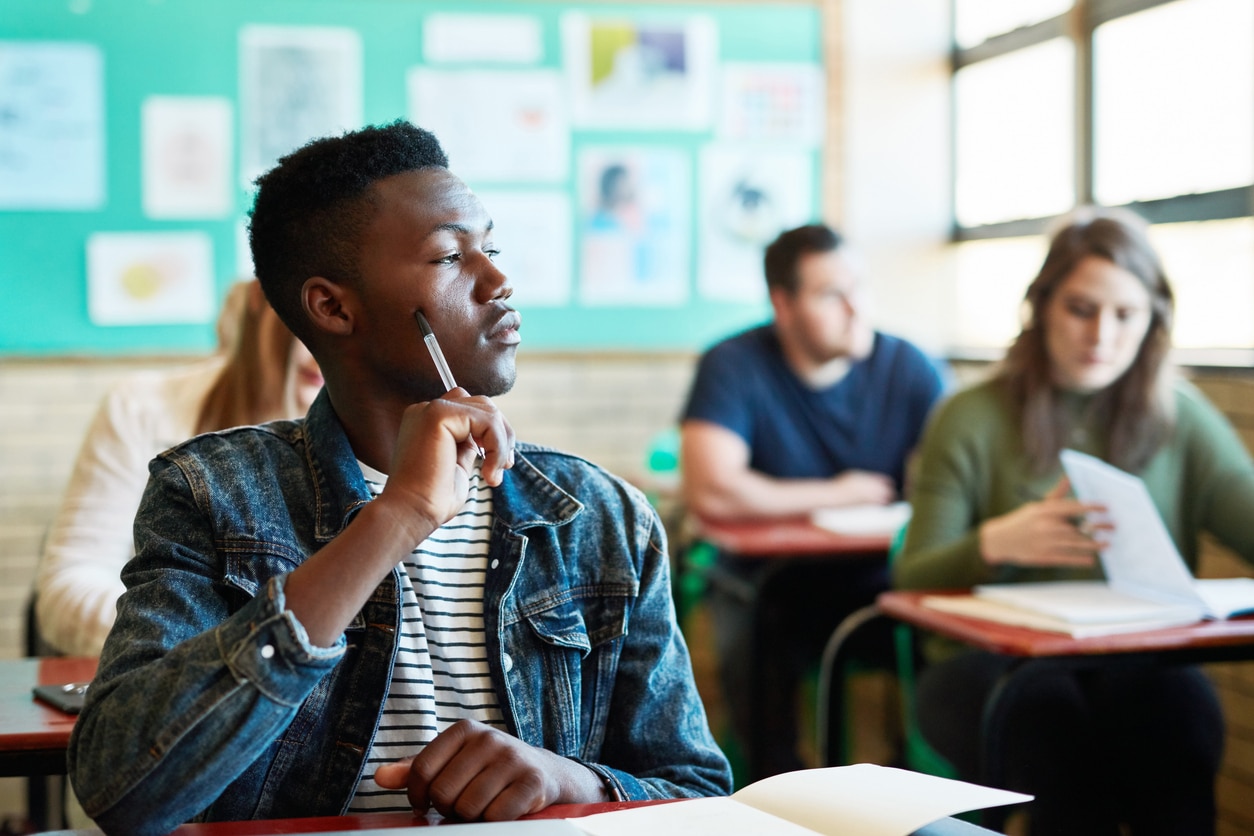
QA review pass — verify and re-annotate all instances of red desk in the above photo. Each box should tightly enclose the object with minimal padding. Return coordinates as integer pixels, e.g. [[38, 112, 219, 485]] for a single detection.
[[878, 589, 1254, 658], [42, 801, 663, 835], [872, 590, 1254, 829], [693, 515, 893, 558], [0, 656, 96, 778]]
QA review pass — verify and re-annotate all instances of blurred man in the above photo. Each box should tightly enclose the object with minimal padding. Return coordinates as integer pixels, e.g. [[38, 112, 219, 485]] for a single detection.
[[680, 222, 946, 780]]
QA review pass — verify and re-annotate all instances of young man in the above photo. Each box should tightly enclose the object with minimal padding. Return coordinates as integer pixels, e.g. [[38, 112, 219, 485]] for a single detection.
[[680, 223, 946, 780], [68, 121, 731, 835]]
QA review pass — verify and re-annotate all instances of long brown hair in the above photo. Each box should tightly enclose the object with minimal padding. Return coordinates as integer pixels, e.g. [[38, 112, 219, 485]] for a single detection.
[[195, 280, 306, 434], [998, 207, 1176, 473]]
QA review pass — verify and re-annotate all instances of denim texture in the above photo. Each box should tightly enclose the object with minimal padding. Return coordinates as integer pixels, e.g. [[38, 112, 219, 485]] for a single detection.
[[67, 391, 731, 835]]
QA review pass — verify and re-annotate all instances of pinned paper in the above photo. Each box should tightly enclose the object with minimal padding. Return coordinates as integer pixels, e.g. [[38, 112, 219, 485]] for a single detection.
[[87, 232, 214, 325]]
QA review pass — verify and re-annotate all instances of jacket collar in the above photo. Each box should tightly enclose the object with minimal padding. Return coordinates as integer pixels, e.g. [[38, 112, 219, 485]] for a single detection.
[[301, 389, 584, 543]]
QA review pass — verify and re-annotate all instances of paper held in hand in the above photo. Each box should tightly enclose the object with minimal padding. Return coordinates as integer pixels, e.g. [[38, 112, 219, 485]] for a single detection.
[[570, 764, 1029, 836], [811, 502, 912, 537], [923, 449, 1254, 637]]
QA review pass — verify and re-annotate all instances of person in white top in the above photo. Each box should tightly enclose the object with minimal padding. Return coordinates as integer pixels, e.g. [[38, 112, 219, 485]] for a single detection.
[[36, 280, 324, 656]]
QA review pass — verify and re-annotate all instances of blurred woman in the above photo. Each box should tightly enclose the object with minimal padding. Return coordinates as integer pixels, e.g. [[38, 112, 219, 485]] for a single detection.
[[36, 280, 323, 656], [895, 207, 1254, 835]]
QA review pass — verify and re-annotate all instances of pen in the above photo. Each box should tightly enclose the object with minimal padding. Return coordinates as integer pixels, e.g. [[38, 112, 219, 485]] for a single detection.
[[415, 310, 458, 392], [415, 310, 485, 460]]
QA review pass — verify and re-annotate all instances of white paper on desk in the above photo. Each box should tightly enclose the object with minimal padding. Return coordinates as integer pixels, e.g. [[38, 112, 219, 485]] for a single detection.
[[924, 593, 1203, 638], [811, 503, 911, 537], [571, 764, 1029, 836]]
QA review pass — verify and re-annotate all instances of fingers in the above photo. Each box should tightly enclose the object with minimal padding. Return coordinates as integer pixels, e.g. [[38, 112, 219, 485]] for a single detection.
[[399, 721, 552, 821], [373, 758, 415, 790], [1045, 475, 1071, 500], [439, 390, 515, 487]]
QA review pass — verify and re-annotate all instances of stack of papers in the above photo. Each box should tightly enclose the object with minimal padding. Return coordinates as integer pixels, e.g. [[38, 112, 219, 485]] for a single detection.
[[922, 450, 1254, 637], [812, 502, 912, 537]]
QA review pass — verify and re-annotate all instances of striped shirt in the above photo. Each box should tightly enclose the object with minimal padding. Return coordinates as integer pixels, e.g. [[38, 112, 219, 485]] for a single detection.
[[348, 461, 504, 812]]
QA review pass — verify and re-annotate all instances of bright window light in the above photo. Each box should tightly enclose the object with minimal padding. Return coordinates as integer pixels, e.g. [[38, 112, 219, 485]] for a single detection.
[[1094, 0, 1254, 205], [1150, 218, 1254, 350], [954, 0, 1073, 49], [953, 235, 1049, 349], [955, 38, 1075, 227]]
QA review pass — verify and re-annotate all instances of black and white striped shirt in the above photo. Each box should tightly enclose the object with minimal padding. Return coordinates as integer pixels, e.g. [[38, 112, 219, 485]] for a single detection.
[[348, 461, 504, 812]]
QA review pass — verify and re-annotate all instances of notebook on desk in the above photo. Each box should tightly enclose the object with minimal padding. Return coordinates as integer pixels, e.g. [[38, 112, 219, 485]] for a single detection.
[[925, 450, 1254, 637]]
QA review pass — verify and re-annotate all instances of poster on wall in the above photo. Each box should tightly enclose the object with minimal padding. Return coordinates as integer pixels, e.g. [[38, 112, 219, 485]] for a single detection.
[[239, 25, 362, 187], [142, 96, 233, 219], [408, 69, 568, 183], [577, 146, 690, 307], [697, 146, 815, 303], [0, 41, 104, 210], [561, 12, 716, 131], [718, 62, 825, 146], [423, 13, 543, 64], [475, 190, 572, 307], [87, 232, 215, 325]]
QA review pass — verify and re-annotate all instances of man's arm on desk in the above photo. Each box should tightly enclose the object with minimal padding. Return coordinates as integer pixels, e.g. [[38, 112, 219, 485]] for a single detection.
[[680, 420, 894, 521]]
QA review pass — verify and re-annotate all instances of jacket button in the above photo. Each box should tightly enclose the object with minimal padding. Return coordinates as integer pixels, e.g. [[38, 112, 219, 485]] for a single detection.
[[490, 559, 500, 569], [261, 644, 275, 659], [502, 653, 513, 672]]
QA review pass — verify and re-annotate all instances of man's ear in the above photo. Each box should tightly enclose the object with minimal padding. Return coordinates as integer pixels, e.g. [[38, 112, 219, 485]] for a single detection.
[[302, 277, 354, 337]]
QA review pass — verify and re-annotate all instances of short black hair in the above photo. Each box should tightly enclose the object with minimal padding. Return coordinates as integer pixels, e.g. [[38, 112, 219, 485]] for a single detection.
[[763, 223, 844, 295], [248, 120, 449, 341]]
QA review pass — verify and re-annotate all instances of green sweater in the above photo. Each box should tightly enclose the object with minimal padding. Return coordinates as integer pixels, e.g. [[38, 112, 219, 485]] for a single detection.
[[895, 377, 1254, 594]]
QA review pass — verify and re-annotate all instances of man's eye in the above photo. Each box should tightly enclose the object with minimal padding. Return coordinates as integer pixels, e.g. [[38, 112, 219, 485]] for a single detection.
[[436, 253, 461, 265], [485, 248, 501, 261]]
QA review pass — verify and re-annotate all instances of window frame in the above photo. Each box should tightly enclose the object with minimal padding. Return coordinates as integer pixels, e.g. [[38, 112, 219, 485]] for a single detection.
[[951, 0, 1254, 243]]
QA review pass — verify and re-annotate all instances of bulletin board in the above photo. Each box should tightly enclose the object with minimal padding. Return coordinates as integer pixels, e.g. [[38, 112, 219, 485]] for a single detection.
[[0, 0, 824, 355]]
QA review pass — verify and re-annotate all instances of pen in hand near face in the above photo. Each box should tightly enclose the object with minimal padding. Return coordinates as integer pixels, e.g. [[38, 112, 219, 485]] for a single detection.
[[416, 310, 486, 459]]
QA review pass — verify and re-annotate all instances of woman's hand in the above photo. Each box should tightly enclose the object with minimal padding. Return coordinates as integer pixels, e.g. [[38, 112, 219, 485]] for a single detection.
[[978, 477, 1110, 568]]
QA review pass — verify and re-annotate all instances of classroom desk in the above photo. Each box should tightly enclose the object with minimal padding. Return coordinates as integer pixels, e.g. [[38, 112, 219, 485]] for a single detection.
[[0, 656, 96, 778], [870, 590, 1254, 829], [690, 515, 894, 779], [692, 515, 894, 558]]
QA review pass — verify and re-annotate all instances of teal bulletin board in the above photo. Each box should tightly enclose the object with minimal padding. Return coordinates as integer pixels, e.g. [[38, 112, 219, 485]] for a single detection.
[[0, 1, 823, 355]]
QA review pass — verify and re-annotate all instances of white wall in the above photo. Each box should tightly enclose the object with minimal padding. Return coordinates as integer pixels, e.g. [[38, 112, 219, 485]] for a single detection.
[[839, 0, 956, 355]]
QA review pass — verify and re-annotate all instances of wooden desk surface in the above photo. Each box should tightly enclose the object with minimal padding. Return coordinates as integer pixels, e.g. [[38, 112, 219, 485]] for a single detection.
[[693, 516, 892, 558], [0, 656, 96, 756], [879, 589, 1254, 658], [42, 801, 667, 834]]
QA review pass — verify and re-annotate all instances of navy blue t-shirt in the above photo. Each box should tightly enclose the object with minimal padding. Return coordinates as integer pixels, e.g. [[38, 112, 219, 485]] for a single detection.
[[681, 325, 946, 492]]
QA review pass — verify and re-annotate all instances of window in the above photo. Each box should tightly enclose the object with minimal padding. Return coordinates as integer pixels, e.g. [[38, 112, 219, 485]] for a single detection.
[[951, 0, 1254, 356]]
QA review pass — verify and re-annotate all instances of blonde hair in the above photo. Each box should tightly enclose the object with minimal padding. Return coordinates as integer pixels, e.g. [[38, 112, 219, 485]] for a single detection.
[[196, 280, 307, 434], [997, 206, 1176, 473]]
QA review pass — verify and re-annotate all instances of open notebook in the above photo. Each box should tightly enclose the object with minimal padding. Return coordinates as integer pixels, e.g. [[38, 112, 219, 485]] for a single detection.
[[924, 450, 1254, 638]]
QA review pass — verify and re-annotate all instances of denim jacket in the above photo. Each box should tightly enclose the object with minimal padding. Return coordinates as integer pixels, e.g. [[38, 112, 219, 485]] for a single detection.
[[68, 392, 731, 835]]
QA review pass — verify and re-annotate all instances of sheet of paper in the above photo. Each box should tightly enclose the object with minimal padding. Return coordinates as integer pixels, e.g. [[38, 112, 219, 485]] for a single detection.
[[0, 41, 104, 209], [407, 69, 568, 183], [576, 146, 690, 307], [717, 62, 825, 145], [574, 797, 822, 836], [562, 12, 717, 130], [423, 13, 543, 64], [473, 190, 572, 307], [573, 765, 1029, 836], [697, 145, 815, 303], [811, 503, 912, 537], [142, 96, 233, 219], [1059, 450, 1206, 609], [731, 765, 1028, 836], [87, 232, 215, 325], [239, 25, 362, 186]]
